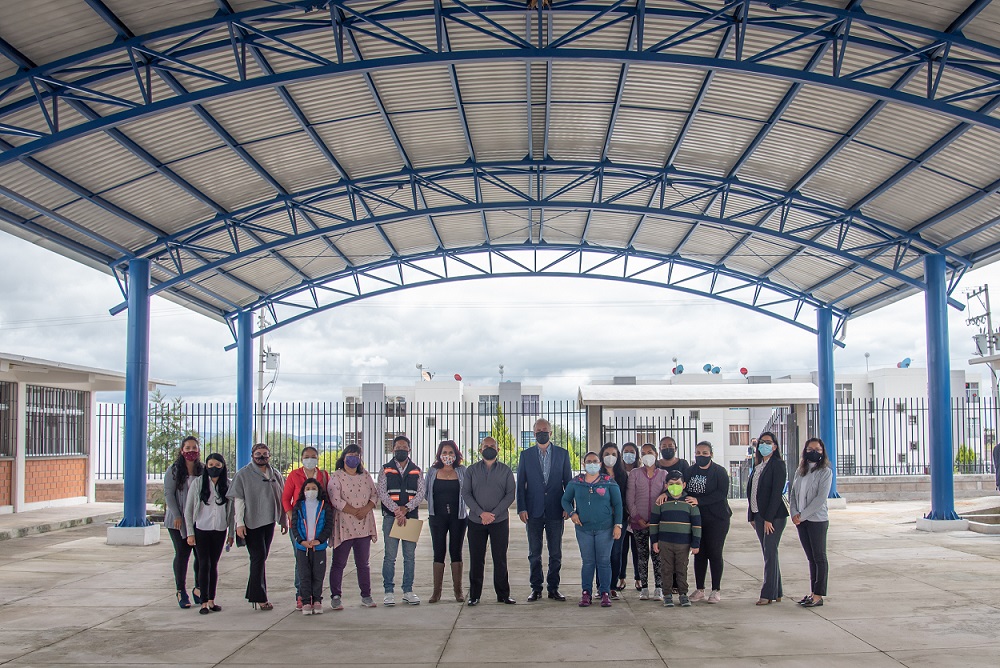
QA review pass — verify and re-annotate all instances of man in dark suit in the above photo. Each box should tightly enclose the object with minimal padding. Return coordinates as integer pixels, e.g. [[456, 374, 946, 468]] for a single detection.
[[517, 418, 572, 601]]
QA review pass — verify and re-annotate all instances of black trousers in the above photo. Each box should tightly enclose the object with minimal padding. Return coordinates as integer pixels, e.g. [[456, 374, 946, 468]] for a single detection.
[[467, 519, 510, 600], [193, 528, 225, 601], [753, 515, 786, 600], [619, 530, 639, 583], [527, 517, 563, 592], [693, 516, 730, 591], [167, 527, 199, 592], [245, 523, 275, 603], [294, 547, 328, 605], [429, 514, 467, 564], [796, 520, 829, 596]]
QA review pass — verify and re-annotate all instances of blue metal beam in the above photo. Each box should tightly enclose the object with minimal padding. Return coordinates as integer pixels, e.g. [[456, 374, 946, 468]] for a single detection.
[[235, 309, 254, 469], [118, 258, 151, 528]]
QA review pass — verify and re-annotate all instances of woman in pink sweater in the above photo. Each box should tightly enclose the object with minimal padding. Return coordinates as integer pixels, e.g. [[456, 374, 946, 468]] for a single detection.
[[626, 443, 667, 601], [326, 444, 379, 610]]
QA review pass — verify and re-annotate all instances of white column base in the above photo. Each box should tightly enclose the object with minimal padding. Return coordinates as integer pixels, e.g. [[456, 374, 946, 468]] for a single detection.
[[915, 517, 969, 532], [106, 523, 160, 546], [827, 497, 848, 509]]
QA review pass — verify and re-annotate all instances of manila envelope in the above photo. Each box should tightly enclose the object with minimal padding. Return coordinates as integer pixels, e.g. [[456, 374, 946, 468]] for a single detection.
[[388, 518, 423, 543]]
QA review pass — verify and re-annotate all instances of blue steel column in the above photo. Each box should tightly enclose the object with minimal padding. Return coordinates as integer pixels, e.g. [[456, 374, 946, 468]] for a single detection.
[[118, 259, 151, 528], [236, 310, 254, 470], [816, 306, 841, 498], [924, 254, 959, 520]]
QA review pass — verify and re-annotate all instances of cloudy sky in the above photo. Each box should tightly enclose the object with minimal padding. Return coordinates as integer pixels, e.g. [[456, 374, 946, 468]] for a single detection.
[[1, 231, 997, 402]]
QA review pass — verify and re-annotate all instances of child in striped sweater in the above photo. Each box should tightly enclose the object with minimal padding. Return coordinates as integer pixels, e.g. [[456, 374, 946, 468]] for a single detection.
[[651, 470, 701, 607]]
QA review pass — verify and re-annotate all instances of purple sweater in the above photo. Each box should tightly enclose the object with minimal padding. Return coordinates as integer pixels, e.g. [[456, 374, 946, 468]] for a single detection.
[[626, 467, 667, 529]]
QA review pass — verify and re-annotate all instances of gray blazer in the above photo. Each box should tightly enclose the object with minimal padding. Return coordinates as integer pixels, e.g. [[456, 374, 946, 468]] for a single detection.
[[163, 464, 199, 538], [789, 466, 833, 523], [425, 465, 468, 519]]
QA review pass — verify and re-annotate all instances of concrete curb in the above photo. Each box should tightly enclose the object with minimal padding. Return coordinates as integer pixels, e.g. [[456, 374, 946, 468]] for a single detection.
[[0, 512, 122, 542]]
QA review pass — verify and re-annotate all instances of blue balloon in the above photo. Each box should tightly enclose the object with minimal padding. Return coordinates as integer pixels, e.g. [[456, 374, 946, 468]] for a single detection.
[[703, 363, 712, 372], [676, 364, 684, 374], [712, 366, 721, 374]]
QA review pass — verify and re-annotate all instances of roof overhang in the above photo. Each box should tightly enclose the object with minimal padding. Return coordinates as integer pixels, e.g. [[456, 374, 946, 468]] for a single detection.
[[578, 382, 820, 408], [0, 352, 173, 391]]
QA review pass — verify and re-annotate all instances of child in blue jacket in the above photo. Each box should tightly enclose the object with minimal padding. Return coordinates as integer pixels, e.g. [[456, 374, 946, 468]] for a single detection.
[[291, 478, 334, 614]]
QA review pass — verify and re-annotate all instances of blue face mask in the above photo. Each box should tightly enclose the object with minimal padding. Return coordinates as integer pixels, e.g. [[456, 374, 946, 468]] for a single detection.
[[758, 443, 774, 457], [584, 462, 601, 475], [622, 452, 636, 465]]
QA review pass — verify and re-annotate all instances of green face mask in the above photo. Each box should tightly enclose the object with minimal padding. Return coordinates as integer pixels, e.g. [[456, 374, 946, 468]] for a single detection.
[[667, 484, 684, 497]]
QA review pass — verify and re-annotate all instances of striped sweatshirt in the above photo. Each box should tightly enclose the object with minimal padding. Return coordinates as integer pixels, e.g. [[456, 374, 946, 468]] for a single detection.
[[649, 497, 702, 549]]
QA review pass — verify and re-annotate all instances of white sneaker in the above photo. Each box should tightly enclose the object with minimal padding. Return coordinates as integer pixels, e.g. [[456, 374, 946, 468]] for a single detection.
[[638, 588, 650, 600], [653, 587, 663, 601], [301, 603, 313, 616], [384, 592, 395, 606], [690, 589, 706, 602], [707, 590, 722, 604], [312, 603, 324, 614], [402, 591, 421, 605]]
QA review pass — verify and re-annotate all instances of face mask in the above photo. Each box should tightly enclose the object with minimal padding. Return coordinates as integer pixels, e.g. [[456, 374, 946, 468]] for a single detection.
[[603, 454, 617, 467], [804, 450, 823, 463], [481, 447, 498, 461], [695, 455, 712, 467], [182, 451, 199, 462], [304, 489, 318, 501], [758, 443, 774, 457], [585, 462, 601, 475], [535, 432, 550, 445], [393, 449, 409, 463], [660, 447, 675, 460], [253, 453, 269, 465], [207, 467, 223, 478], [344, 455, 360, 469], [441, 455, 455, 466], [302, 457, 318, 470], [622, 452, 636, 465], [641, 454, 657, 467], [667, 483, 684, 497]]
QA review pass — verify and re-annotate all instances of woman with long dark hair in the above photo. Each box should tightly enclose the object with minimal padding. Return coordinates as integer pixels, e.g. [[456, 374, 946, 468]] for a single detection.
[[747, 431, 789, 605], [164, 435, 203, 608], [790, 437, 833, 608], [618, 442, 640, 592], [327, 444, 379, 610], [425, 440, 467, 603], [597, 442, 628, 599], [184, 453, 234, 614], [683, 441, 732, 604]]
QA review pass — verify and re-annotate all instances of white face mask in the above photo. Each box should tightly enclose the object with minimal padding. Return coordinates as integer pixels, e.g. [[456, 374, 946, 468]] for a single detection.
[[441, 454, 455, 466], [304, 489, 318, 501], [302, 457, 318, 470], [603, 455, 617, 467], [622, 452, 636, 465], [641, 454, 657, 467]]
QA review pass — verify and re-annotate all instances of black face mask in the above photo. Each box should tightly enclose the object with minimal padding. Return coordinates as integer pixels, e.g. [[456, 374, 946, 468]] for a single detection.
[[695, 455, 712, 467], [393, 449, 409, 463], [660, 448, 675, 460], [253, 455, 269, 465], [535, 432, 550, 445], [804, 450, 823, 463], [207, 467, 224, 478], [481, 447, 498, 461]]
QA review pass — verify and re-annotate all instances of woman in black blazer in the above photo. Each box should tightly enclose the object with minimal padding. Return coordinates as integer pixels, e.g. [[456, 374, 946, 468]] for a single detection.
[[746, 431, 789, 605]]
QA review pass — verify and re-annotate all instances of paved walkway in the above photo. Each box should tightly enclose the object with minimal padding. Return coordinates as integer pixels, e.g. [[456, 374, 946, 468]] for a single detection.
[[0, 503, 123, 541], [0, 497, 998, 667]]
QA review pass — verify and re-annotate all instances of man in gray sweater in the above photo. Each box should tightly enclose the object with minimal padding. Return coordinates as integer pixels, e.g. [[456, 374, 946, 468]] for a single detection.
[[462, 437, 516, 606]]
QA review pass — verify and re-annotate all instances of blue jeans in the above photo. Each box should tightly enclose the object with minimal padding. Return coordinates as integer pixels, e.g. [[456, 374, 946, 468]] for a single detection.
[[575, 526, 614, 595], [527, 517, 564, 592], [382, 515, 417, 593], [597, 531, 625, 592]]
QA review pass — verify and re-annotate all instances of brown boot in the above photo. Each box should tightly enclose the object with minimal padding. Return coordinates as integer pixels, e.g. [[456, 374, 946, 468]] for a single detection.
[[451, 562, 465, 602], [429, 563, 445, 603]]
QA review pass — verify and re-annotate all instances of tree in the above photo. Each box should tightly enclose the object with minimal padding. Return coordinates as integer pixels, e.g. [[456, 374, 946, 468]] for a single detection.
[[551, 422, 587, 473], [955, 444, 979, 474], [490, 405, 520, 468], [202, 430, 308, 473], [146, 390, 193, 474]]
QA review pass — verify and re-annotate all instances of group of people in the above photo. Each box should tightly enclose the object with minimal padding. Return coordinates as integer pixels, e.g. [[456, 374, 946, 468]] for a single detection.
[[164, 422, 834, 613]]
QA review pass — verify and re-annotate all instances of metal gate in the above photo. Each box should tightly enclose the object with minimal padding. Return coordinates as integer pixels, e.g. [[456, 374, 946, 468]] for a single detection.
[[601, 414, 699, 458]]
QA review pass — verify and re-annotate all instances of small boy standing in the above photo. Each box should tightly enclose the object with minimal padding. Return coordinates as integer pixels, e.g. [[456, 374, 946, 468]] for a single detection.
[[651, 470, 701, 607]]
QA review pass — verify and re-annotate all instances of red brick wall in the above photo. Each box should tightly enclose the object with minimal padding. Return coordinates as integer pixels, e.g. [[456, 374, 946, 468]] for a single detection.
[[0, 459, 11, 506], [24, 457, 87, 503]]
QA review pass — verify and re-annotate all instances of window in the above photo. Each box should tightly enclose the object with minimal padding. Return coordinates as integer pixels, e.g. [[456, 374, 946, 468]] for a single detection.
[[835, 383, 852, 404], [345, 396, 364, 417], [968, 416, 980, 432], [521, 431, 534, 449], [909, 441, 920, 451], [25, 386, 89, 457], [0, 381, 14, 457], [729, 424, 749, 447], [344, 431, 362, 447], [908, 415, 919, 426], [425, 416, 436, 428], [521, 395, 540, 416], [966, 382, 980, 402], [688, 410, 700, 421], [478, 395, 499, 416], [384, 431, 397, 454], [478, 431, 489, 443], [897, 452, 908, 463], [636, 430, 658, 448], [439, 429, 450, 440], [702, 421, 714, 433], [385, 396, 406, 417]]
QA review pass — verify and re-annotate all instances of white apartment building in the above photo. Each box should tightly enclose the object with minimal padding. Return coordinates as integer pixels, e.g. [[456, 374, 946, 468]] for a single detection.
[[340, 380, 543, 470]]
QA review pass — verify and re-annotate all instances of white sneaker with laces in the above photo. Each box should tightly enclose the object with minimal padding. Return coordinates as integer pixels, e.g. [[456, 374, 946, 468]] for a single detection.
[[402, 591, 421, 605], [384, 592, 396, 606], [301, 603, 313, 616], [707, 590, 722, 604], [690, 589, 706, 602], [638, 588, 650, 600], [312, 603, 324, 614], [653, 587, 663, 601]]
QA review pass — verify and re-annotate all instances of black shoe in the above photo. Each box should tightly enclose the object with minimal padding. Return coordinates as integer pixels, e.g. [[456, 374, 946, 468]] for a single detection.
[[548, 590, 566, 601], [198, 607, 210, 615], [527, 590, 543, 602], [467, 598, 480, 607], [498, 596, 516, 604], [802, 598, 824, 608]]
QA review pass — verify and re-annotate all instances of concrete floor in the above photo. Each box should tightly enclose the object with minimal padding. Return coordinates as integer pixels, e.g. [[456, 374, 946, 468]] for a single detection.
[[0, 497, 998, 667]]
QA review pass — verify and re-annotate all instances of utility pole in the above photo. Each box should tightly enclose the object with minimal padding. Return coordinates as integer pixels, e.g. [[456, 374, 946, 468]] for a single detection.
[[256, 310, 267, 442]]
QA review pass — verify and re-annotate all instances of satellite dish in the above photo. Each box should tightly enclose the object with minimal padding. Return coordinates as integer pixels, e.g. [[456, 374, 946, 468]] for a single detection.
[[712, 366, 721, 374], [421, 370, 433, 381], [676, 364, 684, 374], [703, 363, 712, 373], [454, 373, 462, 381]]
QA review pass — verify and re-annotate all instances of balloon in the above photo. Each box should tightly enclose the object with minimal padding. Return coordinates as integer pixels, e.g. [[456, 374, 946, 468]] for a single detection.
[[676, 364, 684, 374], [712, 366, 721, 374], [896, 363, 901, 368], [454, 373, 462, 381], [703, 363, 712, 372], [740, 367, 748, 376], [671, 367, 676, 374]]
